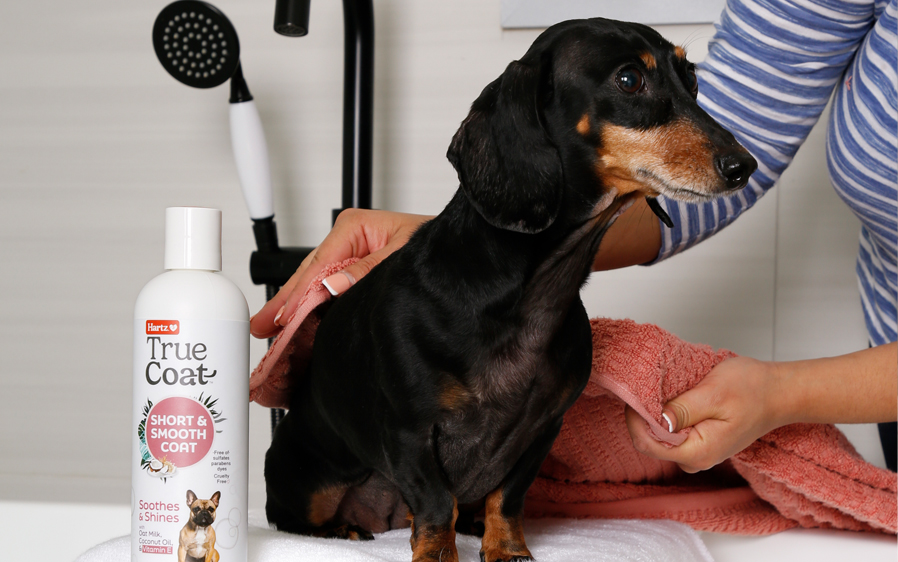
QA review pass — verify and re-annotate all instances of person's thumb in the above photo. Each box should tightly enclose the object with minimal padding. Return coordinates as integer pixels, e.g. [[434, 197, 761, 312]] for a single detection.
[[661, 383, 718, 433], [321, 252, 382, 296]]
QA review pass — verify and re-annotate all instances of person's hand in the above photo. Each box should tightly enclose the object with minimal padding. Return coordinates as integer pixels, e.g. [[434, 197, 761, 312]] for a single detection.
[[250, 208, 432, 339], [624, 356, 785, 473]]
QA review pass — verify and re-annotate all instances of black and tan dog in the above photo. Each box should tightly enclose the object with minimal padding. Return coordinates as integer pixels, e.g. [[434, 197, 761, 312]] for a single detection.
[[265, 17, 756, 562], [178, 490, 220, 562]]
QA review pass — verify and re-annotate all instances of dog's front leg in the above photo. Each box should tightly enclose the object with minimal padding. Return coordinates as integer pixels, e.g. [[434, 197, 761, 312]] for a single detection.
[[409, 493, 458, 562], [391, 429, 459, 562], [481, 418, 563, 562], [204, 537, 219, 562]]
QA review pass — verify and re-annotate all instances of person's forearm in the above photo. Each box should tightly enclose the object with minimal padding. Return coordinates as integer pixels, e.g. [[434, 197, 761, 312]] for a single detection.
[[773, 342, 898, 426], [592, 198, 662, 271]]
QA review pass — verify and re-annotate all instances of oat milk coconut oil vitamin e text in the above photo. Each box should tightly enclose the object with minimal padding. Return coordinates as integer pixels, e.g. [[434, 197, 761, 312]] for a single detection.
[[132, 207, 249, 562]]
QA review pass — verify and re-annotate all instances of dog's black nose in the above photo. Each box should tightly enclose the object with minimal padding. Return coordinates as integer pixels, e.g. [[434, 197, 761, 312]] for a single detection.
[[716, 152, 757, 190]]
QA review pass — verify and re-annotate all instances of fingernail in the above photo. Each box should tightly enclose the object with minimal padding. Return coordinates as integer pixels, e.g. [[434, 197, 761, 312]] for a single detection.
[[322, 271, 354, 296], [662, 412, 674, 433], [273, 305, 285, 326]]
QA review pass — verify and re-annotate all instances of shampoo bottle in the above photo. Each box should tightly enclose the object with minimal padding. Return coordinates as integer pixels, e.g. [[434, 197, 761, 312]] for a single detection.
[[132, 207, 249, 562]]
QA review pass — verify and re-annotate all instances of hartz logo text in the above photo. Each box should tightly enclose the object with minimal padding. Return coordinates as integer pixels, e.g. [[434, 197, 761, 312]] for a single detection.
[[146, 320, 180, 335]]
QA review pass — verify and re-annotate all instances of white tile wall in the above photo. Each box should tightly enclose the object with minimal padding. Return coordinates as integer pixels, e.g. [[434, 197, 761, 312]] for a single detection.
[[0, 0, 881, 512]]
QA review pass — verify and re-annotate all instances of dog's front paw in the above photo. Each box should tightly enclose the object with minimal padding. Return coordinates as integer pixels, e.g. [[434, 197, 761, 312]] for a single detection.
[[412, 545, 459, 562], [480, 532, 532, 562], [479, 553, 533, 562], [480, 520, 532, 562], [409, 521, 459, 562]]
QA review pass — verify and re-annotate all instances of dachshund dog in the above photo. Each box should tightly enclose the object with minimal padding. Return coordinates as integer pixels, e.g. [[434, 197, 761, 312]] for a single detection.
[[265, 17, 756, 562]]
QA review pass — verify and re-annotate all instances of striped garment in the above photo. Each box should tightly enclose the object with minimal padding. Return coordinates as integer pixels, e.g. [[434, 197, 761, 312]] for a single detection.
[[654, 0, 897, 346]]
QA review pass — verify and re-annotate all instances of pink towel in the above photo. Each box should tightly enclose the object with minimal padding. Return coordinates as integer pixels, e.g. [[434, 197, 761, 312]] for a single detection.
[[249, 262, 897, 535], [250, 258, 359, 408], [526, 319, 897, 534]]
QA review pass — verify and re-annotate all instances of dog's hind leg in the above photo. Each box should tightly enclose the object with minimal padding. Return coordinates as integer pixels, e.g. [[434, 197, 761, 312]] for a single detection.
[[264, 410, 372, 540], [480, 418, 563, 562]]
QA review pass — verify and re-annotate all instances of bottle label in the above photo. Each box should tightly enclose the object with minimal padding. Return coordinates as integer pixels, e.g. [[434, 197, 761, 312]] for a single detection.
[[132, 318, 248, 562]]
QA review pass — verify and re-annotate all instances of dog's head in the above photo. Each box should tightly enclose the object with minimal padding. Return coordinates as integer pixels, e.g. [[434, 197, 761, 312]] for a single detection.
[[447, 18, 757, 234], [186, 489, 220, 527]]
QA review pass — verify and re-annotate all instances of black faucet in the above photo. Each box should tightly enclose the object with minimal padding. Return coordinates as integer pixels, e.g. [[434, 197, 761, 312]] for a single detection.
[[250, 0, 374, 291], [274, 0, 374, 216], [255, 0, 375, 433]]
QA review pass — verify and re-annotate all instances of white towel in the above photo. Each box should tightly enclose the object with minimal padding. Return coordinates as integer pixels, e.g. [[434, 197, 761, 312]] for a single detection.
[[76, 511, 715, 562]]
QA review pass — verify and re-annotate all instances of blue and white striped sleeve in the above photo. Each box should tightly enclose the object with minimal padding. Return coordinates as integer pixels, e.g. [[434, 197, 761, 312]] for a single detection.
[[653, 0, 879, 262]]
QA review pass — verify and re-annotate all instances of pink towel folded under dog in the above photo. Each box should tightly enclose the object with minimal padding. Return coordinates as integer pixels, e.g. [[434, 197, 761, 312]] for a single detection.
[[249, 260, 897, 536]]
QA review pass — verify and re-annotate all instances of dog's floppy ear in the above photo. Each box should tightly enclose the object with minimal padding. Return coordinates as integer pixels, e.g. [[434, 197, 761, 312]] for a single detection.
[[447, 57, 562, 234]]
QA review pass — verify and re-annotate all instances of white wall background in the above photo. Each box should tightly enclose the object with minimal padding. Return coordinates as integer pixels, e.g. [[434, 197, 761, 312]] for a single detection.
[[0, 0, 880, 513]]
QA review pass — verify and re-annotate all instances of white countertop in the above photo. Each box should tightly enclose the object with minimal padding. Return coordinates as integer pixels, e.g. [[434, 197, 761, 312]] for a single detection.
[[2, 501, 894, 562]]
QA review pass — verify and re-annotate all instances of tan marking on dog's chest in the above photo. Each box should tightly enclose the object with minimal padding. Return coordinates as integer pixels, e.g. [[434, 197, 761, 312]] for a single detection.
[[439, 378, 473, 410]]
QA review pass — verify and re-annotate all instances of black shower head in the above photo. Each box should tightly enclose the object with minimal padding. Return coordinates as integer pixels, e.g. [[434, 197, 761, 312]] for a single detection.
[[152, 0, 241, 89], [274, 0, 311, 37]]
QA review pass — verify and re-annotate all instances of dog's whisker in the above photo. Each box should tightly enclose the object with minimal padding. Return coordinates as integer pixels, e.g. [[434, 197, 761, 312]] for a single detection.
[[681, 29, 711, 52]]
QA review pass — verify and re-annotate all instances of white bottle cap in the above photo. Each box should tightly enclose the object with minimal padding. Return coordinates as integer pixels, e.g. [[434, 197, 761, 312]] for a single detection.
[[164, 207, 222, 271]]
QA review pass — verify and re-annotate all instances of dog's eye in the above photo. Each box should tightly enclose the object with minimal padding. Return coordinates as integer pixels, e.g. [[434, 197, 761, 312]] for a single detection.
[[684, 66, 698, 96], [615, 68, 644, 94]]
